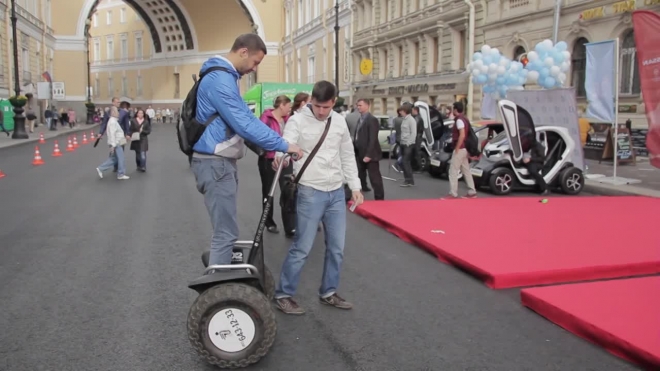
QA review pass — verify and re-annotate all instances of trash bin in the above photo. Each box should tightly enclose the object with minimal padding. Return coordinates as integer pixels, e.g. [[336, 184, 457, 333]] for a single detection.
[[0, 99, 14, 131]]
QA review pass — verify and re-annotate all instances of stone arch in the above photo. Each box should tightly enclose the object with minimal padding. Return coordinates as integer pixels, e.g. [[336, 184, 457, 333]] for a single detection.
[[75, 0, 266, 54]]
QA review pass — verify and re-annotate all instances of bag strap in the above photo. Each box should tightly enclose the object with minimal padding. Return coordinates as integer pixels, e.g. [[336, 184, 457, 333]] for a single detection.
[[293, 117, 332, 184], [197, 66, 230, 127]]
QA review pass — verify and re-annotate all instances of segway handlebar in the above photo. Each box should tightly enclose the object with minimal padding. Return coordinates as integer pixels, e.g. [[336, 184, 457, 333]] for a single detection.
[[267, 153, 298, 197]]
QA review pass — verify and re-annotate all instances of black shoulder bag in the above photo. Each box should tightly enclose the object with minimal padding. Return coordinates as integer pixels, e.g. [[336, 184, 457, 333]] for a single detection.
[[281, 117, 333, 213]]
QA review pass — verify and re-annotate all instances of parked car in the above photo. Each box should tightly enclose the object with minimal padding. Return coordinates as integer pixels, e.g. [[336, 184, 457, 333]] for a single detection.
[[375, 115, 394, 154]]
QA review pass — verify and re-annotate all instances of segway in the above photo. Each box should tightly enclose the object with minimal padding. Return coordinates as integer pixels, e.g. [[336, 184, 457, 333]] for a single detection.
[[187, 153, 298, 368]]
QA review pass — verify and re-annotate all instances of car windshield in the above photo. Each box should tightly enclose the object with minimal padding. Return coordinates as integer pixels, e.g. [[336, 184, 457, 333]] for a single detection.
[[378, 117, 391, 130], [491, 130, 508, 143]]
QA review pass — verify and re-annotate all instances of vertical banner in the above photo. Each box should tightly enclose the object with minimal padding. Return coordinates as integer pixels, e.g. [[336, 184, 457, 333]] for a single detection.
[[584, 40, 616, 123], [632, 10, 660, 169]]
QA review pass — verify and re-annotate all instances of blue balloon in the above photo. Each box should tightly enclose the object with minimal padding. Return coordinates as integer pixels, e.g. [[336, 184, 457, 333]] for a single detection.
[[552, 51, 564, 64], [483, 56, 493, 65], [556, 41, 568, 52], [539, 68, 550, 79], [473, 52, 483, 61], [544, 76, 556, 88], [477, 74, 488, 84]]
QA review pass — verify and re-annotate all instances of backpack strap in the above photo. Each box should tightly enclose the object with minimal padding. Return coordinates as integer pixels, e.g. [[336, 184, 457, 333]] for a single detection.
[[196, 66, 230, 128]]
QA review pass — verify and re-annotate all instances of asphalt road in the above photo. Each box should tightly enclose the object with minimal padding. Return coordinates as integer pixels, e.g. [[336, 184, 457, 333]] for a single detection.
[[0, 125, 635, 371]]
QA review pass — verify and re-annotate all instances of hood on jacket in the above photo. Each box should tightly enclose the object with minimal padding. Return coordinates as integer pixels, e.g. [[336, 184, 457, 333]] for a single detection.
[[261, 108, 275, 121], [199, 56, 240, 79]]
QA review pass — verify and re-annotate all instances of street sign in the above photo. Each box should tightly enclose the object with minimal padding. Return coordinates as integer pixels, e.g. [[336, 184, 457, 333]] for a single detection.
[[37, 82, 51, 100], [52, 82, 65, 100]]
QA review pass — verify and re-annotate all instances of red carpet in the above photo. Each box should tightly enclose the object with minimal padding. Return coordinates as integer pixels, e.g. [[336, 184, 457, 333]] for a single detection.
[[355, 196, 660, 288], [521, 277, 660, 369]]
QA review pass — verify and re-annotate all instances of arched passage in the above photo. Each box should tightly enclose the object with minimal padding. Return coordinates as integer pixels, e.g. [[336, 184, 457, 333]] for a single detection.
[[75, 0, 266, 54]]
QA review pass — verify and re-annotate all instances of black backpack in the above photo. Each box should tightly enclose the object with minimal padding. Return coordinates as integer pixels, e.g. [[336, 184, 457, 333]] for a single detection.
[[176, 66, 229, 157], [463, 120, 481, 157]]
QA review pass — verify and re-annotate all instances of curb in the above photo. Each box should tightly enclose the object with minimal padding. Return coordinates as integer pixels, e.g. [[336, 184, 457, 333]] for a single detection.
[[0, 124, 100, 151], [584, 180, 659, 198]]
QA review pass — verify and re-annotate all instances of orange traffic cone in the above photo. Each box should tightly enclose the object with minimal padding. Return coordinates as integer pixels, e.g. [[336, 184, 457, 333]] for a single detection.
[[0, 169, 5, 178], [39, 132, 46, 144], [90, 131, 96, 140], [52, 141, 63, 157], [32, 146, 45, 166], [66, 137, 75, 152], [73, 135, 79, 148], [82, 133, 88, 144]]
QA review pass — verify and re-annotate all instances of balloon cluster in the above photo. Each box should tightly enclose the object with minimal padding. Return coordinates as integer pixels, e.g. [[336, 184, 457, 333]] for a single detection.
[[467, 45, 528, 98], [524, 40, 571, 89]]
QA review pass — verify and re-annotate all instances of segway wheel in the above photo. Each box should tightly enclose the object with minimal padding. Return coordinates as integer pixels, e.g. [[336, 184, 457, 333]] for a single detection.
[[188, 283, 276, 368]]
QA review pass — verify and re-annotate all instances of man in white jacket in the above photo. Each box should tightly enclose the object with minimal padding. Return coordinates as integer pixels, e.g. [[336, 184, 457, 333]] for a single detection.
[[272, 81, 363, 315]]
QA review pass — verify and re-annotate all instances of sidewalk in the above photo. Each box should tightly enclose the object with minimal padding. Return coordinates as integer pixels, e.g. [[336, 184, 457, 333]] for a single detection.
[[0, 122, 100, 150], [584, 158, 660, 197]]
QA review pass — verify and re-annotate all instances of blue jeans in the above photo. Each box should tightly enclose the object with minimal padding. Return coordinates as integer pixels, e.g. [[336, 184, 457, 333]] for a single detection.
[[191, 157, 239, 266], [98, 145, 126, 176], [135, 151, 146, 168], [275, 184, 347, 299]]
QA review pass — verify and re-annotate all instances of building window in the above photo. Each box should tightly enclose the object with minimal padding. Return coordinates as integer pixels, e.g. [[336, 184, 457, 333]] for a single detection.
[[459, 30, 466, 68], [122, 75, 128, 96], [174, 73, 180, 99], [397, 45, 403, 77], [108, 77, 114, 97], [412, 41, 419, 75], [21, 48, 30, 82], [106, 37, 114, 60], [92, 13, 97, 27], [322, 37, 327, 79], [298, 0, 303, 28], [106, 10, 112, 25], [285, 9, 291, 36], [48, 49, 53, 77], [120, 34, 128, 61], [36, 42, 41, 77], [571, 37, 588, 98], [137, 75, 143, 97], [120, 8, 126, 23], [308, 56, 315, 83], [305, 1, 311, 23], [45, 0, 52, 27], [93, 39, 100, 61], [314, 0, 321, 18], [285, 58, 290, 83], [620, 30, 640, 96], [513, 45, 526, 61], [297, 57, 302, 82], [94, 76, 100, 98], [135, 34, 143, 59]]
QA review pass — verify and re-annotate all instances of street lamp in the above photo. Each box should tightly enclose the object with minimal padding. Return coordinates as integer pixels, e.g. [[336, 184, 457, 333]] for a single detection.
[[85, 18, 95, 125], [9, 0, 28, 139], [334, 0, 339, 92]]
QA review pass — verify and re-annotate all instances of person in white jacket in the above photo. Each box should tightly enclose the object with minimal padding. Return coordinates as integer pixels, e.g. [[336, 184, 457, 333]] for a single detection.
[[272, 81, 364, 315], [96, 106, 129, 180]]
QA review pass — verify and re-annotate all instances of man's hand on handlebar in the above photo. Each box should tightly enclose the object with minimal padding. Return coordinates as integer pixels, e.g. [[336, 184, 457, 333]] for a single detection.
[[286, 143, 303, 160]]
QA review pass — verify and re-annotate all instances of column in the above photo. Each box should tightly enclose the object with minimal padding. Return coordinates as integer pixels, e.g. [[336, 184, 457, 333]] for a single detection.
[[418, 34, 426, 74]]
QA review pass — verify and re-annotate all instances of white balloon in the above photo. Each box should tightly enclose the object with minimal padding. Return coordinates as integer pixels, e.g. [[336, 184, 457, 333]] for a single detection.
[[499, 58, 509, 66], [558, 72, 567, 84], [510, 63, 520, 72], [497, 65, 506, 75], [480, 65, 489, 74], [543, 39, 554, 49], [488, 63, 499, 73], [491, 48, 500, 56], [562, 51, 571, 60], [560, 61, 570, 72], [527, 51, 539, 61], [481, 45, 492, 54], [510, 85, 524, 91], [550, 65, 560, 76], [544, 57, 555, 67], [527, 70, 540, 83], [472, 69, 481, 76], [473, 59, 484, 68], [488, 73, 498, 82]]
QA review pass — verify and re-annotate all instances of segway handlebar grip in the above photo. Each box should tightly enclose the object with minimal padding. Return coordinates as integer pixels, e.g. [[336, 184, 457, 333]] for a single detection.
[[267, 154, 294, 197], [290, 153, 300, 161]]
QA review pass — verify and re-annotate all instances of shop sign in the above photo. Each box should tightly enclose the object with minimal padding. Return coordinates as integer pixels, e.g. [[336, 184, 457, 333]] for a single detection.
[[388, 84, 429, 95], [618, 104, 638, 113], [431, 83, 457, 91], [580, 0, 658, 20]]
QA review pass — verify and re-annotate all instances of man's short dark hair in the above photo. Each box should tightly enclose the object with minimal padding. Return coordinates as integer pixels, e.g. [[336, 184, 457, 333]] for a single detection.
[[453, 101, 464, 114], [231, 33, 267, 55], [399, 104, 412, 115], [311, 80, 337, 102], [356, 98, 370, 105]]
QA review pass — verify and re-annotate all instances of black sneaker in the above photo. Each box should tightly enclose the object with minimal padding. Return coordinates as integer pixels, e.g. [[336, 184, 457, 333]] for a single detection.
[[320, 293, 353, 310], [266, 224, 279, 234], [275, 297, 305, 315]]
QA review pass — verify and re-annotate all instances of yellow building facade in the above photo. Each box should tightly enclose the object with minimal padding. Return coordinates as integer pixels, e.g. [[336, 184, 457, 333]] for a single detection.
[[0, 0, 55, 100], [281, 0, 353, 97], [47, 0, 284, 110]]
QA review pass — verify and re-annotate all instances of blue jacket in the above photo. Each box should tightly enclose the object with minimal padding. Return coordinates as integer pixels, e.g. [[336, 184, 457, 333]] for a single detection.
[[192, 57, 288, 157]]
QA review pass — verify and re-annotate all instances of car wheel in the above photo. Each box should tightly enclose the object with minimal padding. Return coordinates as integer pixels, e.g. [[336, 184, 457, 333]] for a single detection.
[[488, 168, 515, 195]]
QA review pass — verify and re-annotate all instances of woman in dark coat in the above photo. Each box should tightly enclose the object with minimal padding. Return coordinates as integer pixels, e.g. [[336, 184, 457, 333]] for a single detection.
[[128, 108, 151, 172]]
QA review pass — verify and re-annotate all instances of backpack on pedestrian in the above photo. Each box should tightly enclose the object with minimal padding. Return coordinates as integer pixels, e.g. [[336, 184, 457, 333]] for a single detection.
[[176, 66, 229, 157], [463, 120, 481, 157]]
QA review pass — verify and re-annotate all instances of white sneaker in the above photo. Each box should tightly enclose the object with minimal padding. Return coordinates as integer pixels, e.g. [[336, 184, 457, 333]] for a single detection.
[[96, 168, 103, 179], [117, 175, 130, 180]]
